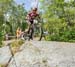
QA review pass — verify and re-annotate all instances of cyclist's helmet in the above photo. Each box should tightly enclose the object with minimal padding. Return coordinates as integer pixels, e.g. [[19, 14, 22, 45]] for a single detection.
[[32, 7, 37, 11]]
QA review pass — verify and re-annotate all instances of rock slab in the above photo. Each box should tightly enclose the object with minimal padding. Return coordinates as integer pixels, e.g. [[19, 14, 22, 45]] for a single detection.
[[8, 41, 75, 67]]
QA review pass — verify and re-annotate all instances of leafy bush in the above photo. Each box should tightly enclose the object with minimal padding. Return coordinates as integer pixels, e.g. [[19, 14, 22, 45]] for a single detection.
[[45, 28, 75, 42]]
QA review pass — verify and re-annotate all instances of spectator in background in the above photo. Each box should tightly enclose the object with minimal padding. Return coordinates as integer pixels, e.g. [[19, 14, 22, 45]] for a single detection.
[[16, 27, 22, 39]]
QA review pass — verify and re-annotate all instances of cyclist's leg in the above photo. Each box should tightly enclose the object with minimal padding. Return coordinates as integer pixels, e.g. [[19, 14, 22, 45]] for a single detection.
[[27, 21, 31, 34], [27, 26, 30, 34], [30, 24, 34, 40], [29, 21, 34, 40]]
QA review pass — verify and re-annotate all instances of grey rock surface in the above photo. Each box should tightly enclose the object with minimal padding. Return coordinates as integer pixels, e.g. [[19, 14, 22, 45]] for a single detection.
[[0, 46, 11, 65], [8, 41, 75, 67]]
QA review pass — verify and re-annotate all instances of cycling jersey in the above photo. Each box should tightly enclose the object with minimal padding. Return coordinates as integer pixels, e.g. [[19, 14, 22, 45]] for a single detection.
[[28, 11, 39, 22]]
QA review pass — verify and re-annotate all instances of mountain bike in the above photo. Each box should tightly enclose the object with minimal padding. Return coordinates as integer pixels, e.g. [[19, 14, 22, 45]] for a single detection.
[[22, 19, 43, 41]]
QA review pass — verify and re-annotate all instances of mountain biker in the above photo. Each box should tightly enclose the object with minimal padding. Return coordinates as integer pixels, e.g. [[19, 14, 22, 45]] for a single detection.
[[26, 8, 40, 24], [26, 7, 40, 40]]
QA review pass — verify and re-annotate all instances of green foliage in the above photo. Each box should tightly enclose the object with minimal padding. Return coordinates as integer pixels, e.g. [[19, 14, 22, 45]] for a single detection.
[[0, 0, 14, 43], [0, 0, 27, 43], [10, 39, 24, 54], [0, 64, 5, 67], [40, 0, 75, 42], [0, 31, 5, 47], [0, 32, 3, 47], [40, 0, 44, 2], [0, 65, 2, 67], [10, 39, 24, 48], [7, 4, 27, 34]]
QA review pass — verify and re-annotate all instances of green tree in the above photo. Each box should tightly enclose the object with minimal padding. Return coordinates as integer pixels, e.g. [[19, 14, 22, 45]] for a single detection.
[[8, 4, 27, 35], [40, 0, 75, 42], [0, 0, 14, 45], [0, 0, 27, 45]]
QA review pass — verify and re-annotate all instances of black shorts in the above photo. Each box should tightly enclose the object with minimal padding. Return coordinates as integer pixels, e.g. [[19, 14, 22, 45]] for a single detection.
[[30, 20, 33, 24]]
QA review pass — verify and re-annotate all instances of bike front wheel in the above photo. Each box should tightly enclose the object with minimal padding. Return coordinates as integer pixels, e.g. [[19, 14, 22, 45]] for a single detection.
[[33, 24, 43, 41]]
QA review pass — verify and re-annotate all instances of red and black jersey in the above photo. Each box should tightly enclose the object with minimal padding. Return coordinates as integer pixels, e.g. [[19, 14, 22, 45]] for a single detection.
[[28, 11, 39, 20]]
